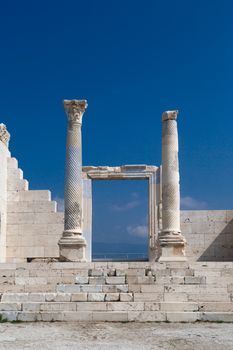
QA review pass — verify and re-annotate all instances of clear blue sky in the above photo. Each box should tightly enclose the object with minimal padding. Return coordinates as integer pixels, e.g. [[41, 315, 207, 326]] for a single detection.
[[1, 0, 233, 255]]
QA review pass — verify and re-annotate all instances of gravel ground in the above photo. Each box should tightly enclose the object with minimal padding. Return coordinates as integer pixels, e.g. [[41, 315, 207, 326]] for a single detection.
[[0, 322, 232, 350]]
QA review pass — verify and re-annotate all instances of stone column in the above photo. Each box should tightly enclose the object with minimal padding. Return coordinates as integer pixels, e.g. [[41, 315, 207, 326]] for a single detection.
[[59, 99, 87, 262], [0, 124, 10, 262], [0, 124, 10, 147], [159, 110, 186, 261]]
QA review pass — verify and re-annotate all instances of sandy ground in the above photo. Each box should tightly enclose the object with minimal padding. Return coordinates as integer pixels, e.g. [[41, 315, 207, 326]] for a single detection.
[[0, 322, 232, 350]]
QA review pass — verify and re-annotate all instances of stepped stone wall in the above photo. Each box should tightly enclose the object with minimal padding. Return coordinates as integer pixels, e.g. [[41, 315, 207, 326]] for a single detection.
[[6, 156, 63, 262], [5, 155, 92, 263]]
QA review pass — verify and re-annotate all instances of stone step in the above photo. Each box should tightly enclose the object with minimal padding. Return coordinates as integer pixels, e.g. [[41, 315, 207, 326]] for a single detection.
[[1, 272, 229, 285], [0, 271, 231, 289], [7, 201, 57, 213], [2, 300, 233, 312], [6, 212, 62, 225], [1, 261, 227, 271], [7, 157, 18, 170], [1, 310, 233, 322], [2, 280, 229, 296], [7, 179, 29, 191], [0, 283, 130, 293], [8, 168, 24, 180], [0, 262, 233, 322], [1, 288, 231, 303], [7, 190, 51, 202]]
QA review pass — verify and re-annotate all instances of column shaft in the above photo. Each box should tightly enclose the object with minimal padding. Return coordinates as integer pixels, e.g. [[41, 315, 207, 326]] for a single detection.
[[59, 99, 87, 262], [159, 110, 186, 261], [64, 121, 83, 233]]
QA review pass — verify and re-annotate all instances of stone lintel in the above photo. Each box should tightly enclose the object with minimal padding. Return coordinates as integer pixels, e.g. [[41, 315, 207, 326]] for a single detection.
[[162, 110, 178, 122], [121, 165, 147, 172], [82, 165, 158, 174]]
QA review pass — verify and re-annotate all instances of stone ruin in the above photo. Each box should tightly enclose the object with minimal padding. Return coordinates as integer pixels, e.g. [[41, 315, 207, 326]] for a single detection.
[[0, 100, 233, 322]]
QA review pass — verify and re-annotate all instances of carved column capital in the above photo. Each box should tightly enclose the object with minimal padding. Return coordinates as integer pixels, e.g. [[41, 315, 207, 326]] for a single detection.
[[162, 110, 178, 122], [64, 100, 88, 125], [0, 124, 10, 147]]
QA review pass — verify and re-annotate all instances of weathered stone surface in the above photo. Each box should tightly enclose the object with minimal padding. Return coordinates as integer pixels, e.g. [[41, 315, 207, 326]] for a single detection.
[[102, 284, 128, 293], [0, 303, 21, 311], [120, 293, 133, 302], [71, 293, 87, 302], [75, 276, 89, 284], [106, 277, 125, 285], [128, 311, 166, 322], [166, 312, 200, 322], [87, 293, 105, 302], [107, 302, 144, 312], [63, 311, 92, 321], [89, 269, 105, 277], [160, 302, 198, 312], [89, 277, 106, 285], [92, 311, 128, 322], [185, 276, 206, 284], [80, 285, 102, 293], [134, 293, 163, 302], [76, 302, 106, 311], [105, 293, 120, 302]]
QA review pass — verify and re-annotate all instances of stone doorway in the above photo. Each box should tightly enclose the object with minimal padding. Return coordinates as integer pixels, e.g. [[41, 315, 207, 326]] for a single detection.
[[92, 179, 149, 261], [82, 165, 161, 262]]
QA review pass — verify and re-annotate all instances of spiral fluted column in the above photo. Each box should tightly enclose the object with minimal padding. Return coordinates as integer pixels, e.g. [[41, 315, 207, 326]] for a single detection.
[[59, 99, 87, 262]]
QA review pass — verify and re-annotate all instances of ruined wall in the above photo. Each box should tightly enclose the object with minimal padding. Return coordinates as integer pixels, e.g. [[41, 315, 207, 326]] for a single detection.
[[1, 141, 233, 262]]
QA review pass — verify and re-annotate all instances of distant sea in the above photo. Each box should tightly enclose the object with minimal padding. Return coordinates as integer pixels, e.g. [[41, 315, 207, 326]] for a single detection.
[[92, 242, 148, 261]]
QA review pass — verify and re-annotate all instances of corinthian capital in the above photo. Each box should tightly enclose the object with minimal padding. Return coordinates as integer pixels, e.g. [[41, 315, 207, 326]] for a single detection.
[[0, 124, 10, 147], [64, 100, 88, 125], [162, 110, 178, 122]]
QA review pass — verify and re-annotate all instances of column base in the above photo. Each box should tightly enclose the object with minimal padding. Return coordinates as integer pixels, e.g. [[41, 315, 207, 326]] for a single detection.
[[158, 231, 187, 262], [58, 234, 86, 262], [158, 246, 187, 262]]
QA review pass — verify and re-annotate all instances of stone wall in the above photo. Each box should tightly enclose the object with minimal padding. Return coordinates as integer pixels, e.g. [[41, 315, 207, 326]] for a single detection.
[[181, 210, 233, 261]]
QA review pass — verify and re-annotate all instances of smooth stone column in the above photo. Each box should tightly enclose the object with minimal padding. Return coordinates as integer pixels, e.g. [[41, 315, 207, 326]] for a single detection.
[[59, 99, 87, 262], [158, 110, 186, 261]]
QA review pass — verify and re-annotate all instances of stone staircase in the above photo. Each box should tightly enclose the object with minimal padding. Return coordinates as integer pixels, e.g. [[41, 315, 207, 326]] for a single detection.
[[0, 261, 233, 322]]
